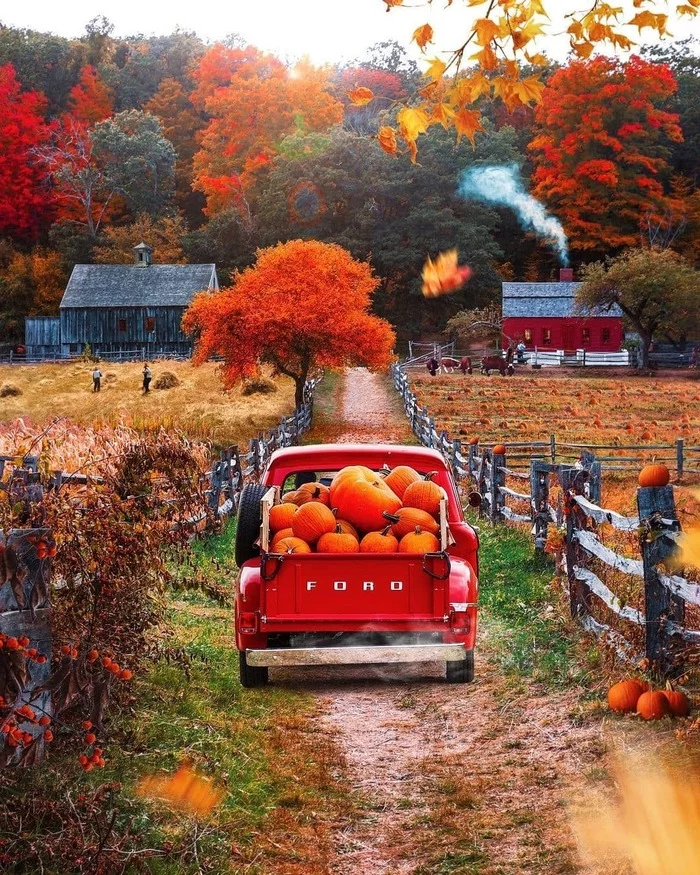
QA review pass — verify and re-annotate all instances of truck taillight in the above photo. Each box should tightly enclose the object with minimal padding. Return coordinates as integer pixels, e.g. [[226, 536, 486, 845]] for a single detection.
[[240, 612, 258, 634], [450, 607, 470, 634]]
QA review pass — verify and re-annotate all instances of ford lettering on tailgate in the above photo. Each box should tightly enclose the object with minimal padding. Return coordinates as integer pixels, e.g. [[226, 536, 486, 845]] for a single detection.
[[261, 557, 444, 619]]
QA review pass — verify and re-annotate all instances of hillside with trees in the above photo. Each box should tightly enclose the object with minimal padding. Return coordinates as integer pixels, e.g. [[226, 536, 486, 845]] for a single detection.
[[1, 17, 699, 343]]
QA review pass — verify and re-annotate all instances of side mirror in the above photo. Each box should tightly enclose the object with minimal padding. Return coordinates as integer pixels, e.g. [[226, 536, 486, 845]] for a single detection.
[[466, 491, 482, 508]]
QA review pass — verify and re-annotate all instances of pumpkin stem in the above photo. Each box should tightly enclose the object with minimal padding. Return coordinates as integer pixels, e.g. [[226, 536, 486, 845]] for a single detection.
[[381, 526, 392, 536], [424, 471, 438, 481], [413, 526, 424, 534], [382, 511, 400, 523]]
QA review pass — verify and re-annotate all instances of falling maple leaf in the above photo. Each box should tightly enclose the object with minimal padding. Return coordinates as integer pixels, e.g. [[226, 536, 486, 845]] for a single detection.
[[454, 108, 484, 145], [377, 125, 398, 155], [412, 23, 434, 51], [137, 762, 224, 817], [348, 86, 374, 106], [421, 249, 473, 297]]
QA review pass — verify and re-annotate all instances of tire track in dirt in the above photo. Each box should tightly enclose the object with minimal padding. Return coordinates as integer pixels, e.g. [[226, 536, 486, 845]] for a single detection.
[[273, 368, 605, 875]]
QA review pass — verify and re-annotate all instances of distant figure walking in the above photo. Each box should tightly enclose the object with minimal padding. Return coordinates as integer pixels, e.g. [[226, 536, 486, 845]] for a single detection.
[[92, 366, 102, 393], [690, 346, 699, 369], [142, 364, 152, 393]]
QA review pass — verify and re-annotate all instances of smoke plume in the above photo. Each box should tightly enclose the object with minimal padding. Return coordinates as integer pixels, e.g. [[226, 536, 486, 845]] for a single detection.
[[458, 163, 569, 265]]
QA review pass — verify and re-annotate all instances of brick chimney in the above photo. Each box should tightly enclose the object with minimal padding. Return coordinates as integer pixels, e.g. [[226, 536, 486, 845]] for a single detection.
[[559, 267, 574, 282]]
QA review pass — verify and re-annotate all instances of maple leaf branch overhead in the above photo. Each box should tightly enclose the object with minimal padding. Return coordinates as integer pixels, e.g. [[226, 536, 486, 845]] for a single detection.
[[365, 0, 698, 159]]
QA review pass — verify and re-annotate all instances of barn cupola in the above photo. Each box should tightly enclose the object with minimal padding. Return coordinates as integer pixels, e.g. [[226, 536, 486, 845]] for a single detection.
[[133, 242, 153, 267]]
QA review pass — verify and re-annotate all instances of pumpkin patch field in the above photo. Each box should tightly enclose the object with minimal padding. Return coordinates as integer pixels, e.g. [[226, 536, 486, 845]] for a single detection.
[[410, 370, 699, 478]]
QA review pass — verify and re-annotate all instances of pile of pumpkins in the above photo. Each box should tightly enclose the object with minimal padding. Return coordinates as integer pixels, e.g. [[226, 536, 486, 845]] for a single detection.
[[608, 679, 691, 720], [268, 465, 445, 554]]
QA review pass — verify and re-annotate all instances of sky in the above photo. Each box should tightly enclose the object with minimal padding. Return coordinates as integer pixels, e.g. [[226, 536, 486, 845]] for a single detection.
[[2, 0, 699, 68]]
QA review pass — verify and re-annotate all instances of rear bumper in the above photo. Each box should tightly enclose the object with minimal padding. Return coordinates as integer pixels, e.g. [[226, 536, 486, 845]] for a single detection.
[[245, 642, 467, 667]]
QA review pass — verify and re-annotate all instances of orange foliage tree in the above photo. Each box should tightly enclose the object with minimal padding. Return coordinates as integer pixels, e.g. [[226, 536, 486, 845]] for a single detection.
[[528, 56, 682, 252], [67, 65, 113, 125], [183, 240, 396, 405], [191, 47, 342, 215], [366, 0, 697, 160]]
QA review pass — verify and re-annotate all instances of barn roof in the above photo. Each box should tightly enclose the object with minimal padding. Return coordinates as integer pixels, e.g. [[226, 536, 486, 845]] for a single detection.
[[502, 282, 622, 318], [60, 264, 218, 309]]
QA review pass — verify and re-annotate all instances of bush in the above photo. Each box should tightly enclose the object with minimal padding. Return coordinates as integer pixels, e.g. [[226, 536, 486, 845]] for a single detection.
[[154, 371, 180, 390], [0, 384, 21, 398], [242, 376, 277, 395], [0, 422, 211, 767]]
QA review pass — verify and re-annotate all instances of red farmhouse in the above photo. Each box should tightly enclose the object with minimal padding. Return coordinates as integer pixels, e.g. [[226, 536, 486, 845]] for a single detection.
[[502, 270, 624, 352]]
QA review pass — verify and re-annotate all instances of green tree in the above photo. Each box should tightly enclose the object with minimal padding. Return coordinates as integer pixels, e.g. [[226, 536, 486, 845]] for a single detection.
[[92, 110, 176, 217], [255, 123, 520, 337], [577, 247, 697, 368]]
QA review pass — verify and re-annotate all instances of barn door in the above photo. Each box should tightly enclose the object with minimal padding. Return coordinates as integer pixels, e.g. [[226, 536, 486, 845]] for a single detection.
[[563, 325, 576, 351]]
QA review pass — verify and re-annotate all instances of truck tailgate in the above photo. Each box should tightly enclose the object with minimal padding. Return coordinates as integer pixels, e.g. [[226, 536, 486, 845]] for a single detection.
[[259, 553, 452, 623]]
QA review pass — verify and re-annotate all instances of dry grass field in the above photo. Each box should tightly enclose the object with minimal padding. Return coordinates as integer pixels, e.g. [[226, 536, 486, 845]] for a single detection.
[[0, 359, 296, 447]]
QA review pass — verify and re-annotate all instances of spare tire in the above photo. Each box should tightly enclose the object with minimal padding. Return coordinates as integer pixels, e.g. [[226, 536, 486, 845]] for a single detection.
[[235, 483, 268, 567]]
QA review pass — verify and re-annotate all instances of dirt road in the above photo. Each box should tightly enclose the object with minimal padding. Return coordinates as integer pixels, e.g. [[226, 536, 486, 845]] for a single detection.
[[273, 369, 607, 875]]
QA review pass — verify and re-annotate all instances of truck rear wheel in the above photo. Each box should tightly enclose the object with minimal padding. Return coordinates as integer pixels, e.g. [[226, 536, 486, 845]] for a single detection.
[[239, 651, 268, 688], [234, 483, 268, 567], [446, 650, 474, 684]]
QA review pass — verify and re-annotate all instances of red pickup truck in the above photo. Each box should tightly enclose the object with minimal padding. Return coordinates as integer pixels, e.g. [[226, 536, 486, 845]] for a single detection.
[[234, 444, 479, 687]]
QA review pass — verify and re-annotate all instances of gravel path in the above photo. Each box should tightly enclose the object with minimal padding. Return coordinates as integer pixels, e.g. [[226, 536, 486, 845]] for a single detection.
[[271, 368, 603, 875]]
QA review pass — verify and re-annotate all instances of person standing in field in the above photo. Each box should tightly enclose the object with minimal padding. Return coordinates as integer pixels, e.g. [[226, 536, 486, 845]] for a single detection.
[[92, 366, 102, 392], [142, 363, 152, 393]]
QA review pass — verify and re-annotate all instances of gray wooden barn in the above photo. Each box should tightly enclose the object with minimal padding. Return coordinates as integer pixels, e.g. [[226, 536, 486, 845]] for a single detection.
[[25, 243, 218, 358]]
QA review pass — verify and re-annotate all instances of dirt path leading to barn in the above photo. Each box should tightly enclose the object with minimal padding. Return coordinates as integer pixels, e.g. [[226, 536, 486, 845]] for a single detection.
[[271, 368, 611, 875]]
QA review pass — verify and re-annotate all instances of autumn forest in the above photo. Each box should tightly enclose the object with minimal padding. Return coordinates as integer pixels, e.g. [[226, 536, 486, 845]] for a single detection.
[[1, 17, 699, 344]]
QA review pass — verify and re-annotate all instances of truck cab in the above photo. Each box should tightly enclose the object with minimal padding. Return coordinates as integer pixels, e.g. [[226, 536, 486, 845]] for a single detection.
[[234, 444, 478, 686]]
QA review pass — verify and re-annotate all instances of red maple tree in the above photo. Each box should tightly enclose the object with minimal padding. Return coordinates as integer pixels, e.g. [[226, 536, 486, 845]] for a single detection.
[[0, 64, 53, 240], [192, 48, 342, 215], [528, 56, 682, 252], [67, 65, 114, 125], [183, 240, 396, 405]]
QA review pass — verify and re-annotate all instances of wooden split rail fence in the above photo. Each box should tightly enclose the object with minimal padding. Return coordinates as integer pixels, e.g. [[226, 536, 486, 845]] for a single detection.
[[392, 363, 699, 673]]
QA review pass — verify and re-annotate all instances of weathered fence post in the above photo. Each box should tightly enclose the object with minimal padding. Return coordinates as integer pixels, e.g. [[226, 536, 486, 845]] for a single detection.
[[580, 450, 602, 504], [550, 434, 556, 466], [560, 465, 591, 620], [452, 438, 462, 480], [676, 438, 684, 478], [530, 460, 551, 552], [490, 448, 506, 523], [637, 485, 683, 674]]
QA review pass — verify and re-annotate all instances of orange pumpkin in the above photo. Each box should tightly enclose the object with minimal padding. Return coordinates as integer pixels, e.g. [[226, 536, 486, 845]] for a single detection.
[[383, 507, 439, 539], [492, 444, 506, 456], [269, 502, 297, 532], [291, 502, 336, 544], [296, 482, 331, 506], [274, 537, 312, 554], [329, 465, 376, 504], [399, 527, 440, 554], [638, 463, 670, 488], [636, 690, 670, 720], [282, 490, 299, 504], [469, 436, 479, 445], [317, 527, 360, 553], [360, 527, 399, 553], [335, 518, 359, 539], [662, 689, 691, 717], [271, 527, 294, 547], [607, 679, 645, 713], [333, 470, 401, 532], [402, 473, 443, 517], [382, 465, 421, 500]]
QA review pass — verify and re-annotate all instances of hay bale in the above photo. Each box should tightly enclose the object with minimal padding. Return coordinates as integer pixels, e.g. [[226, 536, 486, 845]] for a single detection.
[[0, 384, 22, 398], [154, 371, 180, 390], [104, 372, 117, 383], [242, 377, 277, 396]]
